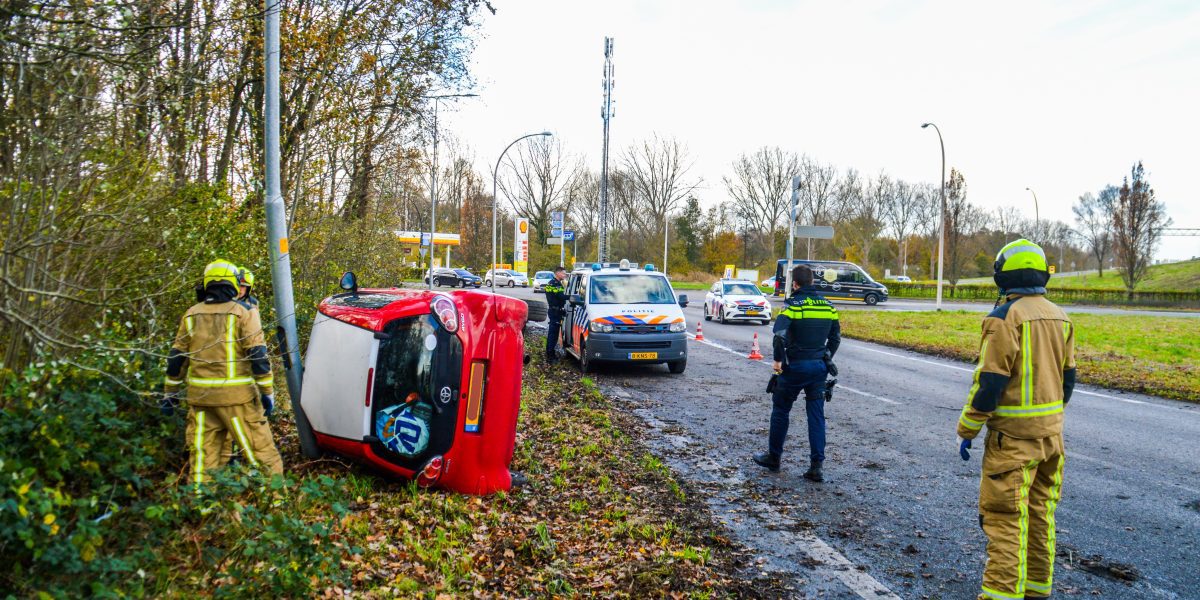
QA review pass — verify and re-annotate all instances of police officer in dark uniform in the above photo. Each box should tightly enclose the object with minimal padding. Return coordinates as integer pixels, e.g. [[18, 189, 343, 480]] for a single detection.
[[754, 264, 841, 481], [543, 266, 568, 363]]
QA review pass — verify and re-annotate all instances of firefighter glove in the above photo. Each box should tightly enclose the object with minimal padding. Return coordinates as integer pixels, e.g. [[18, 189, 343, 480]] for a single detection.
[[160, 393, 180, 417], [958, 436, 972, 461], [261, 394, 275, 418]]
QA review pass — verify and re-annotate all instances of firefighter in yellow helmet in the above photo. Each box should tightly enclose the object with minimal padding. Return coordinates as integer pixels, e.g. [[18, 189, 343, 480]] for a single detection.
[[957, 239, 1077, 600], [236, 267, 259, 310], [163, 260, 284, 489]]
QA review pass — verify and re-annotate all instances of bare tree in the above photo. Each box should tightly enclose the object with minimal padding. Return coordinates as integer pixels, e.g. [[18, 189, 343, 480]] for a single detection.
[[1113, 162, 1171, 294], [992, 205, 1023, 242], [944, 169, 991, 285], [884, 179, 921, 275], [621, 135, 701, 240], [796, 156, 838, 259], [844, 170, 892, 271], [499, 136, 582, 243], [723, 147, 800, 263], [1072, 186, 1117, 277]]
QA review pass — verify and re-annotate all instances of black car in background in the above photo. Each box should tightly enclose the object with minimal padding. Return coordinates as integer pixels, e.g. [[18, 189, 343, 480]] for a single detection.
[[424, 267, 483, 288]]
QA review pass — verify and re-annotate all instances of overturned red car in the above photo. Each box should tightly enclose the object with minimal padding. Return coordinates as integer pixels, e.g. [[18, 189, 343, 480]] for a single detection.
[[298, 273, 539, 495]]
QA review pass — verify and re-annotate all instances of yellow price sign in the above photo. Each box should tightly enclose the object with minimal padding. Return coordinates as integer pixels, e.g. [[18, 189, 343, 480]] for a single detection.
[[1049, 265, 1056, 274]]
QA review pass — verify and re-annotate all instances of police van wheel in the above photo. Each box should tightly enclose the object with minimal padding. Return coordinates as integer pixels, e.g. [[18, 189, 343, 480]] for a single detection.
[[667, 359, 686, 374], [524, 299, 548, 322], [579, 343, 593, 373], [864, 293, 879, 306]]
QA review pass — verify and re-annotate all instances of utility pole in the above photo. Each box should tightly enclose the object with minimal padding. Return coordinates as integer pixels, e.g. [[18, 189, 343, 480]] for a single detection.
[[598, 37, 614, 263], [784, 176, 801, 296], [662, 217, 669, 277], [427, 93, 477, 288], [263, 0, 318, 457]]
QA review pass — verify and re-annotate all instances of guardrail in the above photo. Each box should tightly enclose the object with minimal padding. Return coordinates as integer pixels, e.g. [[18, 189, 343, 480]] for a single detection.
[[885, 282, 1200, 308]]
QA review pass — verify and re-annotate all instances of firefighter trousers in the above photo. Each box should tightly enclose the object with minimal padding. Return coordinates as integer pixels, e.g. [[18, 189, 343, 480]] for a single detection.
[[977, 430, 1065, 600], [185, 400, 284, 490]]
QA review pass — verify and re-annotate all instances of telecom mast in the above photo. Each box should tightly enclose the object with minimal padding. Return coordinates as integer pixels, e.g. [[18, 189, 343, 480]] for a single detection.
[[598, 37, 614, 263]]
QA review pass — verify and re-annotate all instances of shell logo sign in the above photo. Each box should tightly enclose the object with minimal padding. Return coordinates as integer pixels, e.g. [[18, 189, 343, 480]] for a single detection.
[[514, 217, 530, 277]]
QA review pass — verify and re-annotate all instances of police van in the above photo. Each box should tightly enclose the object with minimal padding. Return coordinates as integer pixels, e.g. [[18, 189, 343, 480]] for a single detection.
[[772, 259, 890, 305], [560, 260, 689, 374]]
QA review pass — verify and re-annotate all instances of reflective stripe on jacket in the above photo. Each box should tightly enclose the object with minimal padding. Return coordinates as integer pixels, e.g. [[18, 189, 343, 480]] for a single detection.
[[545, 280, 567, 311], [164, 298, 273, 406], [772, 287, 841, 363], [958, 294, 1077, 440]]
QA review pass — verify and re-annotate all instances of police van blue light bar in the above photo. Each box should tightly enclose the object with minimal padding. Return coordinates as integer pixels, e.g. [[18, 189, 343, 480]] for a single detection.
[[644, 264, 655, 271], [591, 263, 601, 271]]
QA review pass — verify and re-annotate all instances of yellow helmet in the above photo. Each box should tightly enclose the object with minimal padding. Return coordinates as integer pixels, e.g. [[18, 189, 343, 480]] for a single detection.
[[203, 260, 240, 289], [238, 268, 255, 288]]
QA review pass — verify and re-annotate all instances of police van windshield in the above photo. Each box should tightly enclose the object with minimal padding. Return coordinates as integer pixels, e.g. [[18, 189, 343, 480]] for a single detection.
[[590, 274, 675, 304], [723, 283, 761, 296]]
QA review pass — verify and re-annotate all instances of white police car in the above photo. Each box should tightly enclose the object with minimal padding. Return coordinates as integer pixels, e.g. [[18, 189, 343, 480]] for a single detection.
[[704, 278, 772, 325]]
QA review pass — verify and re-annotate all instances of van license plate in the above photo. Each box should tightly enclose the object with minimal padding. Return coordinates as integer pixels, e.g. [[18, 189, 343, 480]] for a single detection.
[[629, 352, 658, 360]]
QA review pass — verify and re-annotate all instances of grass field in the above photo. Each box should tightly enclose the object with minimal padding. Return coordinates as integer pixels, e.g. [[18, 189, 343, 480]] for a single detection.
[[1049, 259, 1200, 292], [839, 310, 1200, 401]]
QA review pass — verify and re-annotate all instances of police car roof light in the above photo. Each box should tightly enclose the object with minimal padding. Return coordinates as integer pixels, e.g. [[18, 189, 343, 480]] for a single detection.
[[619, 259, 630, 270], [644, 264, 655, 271], [591, 263, 601, 271]]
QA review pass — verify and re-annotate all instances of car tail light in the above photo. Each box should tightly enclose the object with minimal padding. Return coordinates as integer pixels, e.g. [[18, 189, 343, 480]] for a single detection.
[[430, 295, 459, 332], [364, 367, 374, 407], [416, 455, 444, 487], [463, 360, 486, 432]]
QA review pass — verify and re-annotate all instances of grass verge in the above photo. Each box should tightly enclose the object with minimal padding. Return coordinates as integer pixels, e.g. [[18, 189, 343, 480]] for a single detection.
[[839, 310, 1200, 401]]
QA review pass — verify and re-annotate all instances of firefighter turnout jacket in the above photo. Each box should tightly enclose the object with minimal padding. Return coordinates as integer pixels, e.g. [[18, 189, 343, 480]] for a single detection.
[[164, 287, 275, 406], [772, 287, 841, 363], [957, 293, 1077, 441]]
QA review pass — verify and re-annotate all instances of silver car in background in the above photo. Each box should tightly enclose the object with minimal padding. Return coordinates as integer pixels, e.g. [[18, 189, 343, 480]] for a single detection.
[[531, 270, 554, 293], [485, 268, 529, 288]]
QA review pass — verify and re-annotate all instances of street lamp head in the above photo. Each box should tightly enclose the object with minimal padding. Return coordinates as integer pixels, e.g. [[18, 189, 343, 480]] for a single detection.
[[540, 131, 553, 137], [921, 123, 931, 128]]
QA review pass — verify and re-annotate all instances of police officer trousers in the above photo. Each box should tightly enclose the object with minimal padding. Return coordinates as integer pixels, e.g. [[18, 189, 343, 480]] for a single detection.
[[186, 400, 284, 491], [546, 307, 564, 359], [769, 359, 827, 461], [977, 430, 1065, 600]]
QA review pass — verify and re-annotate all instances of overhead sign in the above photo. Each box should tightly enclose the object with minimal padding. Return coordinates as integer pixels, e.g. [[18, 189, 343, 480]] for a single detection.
[[795, 225, 834, 240], [550, 211, 564, 238], [395, 230, 461, 247], [514, 218, 530, 277], [563, 230, 575, 242]]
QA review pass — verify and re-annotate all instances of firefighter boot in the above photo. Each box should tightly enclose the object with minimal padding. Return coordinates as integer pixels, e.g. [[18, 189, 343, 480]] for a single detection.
[[753, 452, 781, 472], [803, 459, 824, 482]]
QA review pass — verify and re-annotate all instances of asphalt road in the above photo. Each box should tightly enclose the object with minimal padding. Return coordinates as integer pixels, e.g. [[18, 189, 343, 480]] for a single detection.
[[504, 286, 1200, 598]]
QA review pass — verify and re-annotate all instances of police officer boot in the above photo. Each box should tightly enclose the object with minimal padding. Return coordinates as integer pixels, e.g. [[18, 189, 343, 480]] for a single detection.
[[753, 452, 781, 472], [803, 459, 824, 482]]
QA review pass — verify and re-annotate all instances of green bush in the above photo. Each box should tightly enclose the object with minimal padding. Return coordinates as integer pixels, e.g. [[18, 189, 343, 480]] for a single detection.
[[0, 356, 353, 597]]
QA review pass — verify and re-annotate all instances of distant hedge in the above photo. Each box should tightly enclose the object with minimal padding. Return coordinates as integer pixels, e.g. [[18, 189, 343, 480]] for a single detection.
[[886, 282, 1200, 308]]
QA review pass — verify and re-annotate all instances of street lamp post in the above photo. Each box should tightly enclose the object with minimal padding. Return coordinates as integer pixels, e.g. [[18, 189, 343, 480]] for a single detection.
[[493, 132, 553, 294], [1025, 187, 1040, 241], [662, 217, 669, 277], [427, 93, 478, 289], [921, 122, 947, 310]]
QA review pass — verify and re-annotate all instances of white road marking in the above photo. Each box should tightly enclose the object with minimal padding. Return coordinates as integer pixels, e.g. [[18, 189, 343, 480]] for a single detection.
[[843, 340, 1185, 410], [837, 384, 902, 405], [635, 411, 902, 600], [688, 333, 901, 405]]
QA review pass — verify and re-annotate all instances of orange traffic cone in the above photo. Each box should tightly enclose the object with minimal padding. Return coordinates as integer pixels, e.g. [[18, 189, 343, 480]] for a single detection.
[[748, 333, 764, 360], [695, 323, 705, 341]]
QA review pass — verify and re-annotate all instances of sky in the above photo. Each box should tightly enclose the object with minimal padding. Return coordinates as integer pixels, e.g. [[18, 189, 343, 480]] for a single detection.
[[442, 0, 1200, 260]]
